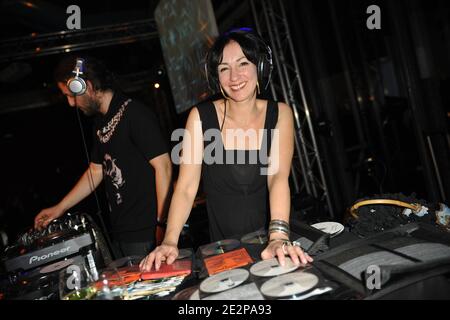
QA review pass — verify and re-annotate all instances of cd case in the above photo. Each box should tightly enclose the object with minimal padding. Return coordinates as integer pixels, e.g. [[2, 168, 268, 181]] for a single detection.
[[115, 260, 192, 281], [141, 260, 192, 280], [204, 248, 253, 276]]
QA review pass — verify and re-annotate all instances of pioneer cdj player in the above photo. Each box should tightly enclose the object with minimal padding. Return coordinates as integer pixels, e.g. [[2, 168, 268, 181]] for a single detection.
[[0, 212, 112, 300]]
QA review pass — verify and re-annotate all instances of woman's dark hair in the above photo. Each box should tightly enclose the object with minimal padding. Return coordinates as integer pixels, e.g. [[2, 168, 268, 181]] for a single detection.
[[205, 28, 273, 93], [54, 55, 117, 92]]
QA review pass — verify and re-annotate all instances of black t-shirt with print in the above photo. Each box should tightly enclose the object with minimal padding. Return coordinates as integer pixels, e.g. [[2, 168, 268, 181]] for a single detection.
[[91, 91, 168, 242]]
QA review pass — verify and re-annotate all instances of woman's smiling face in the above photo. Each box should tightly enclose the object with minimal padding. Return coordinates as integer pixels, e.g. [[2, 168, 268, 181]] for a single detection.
[[218, 40, 258, 102]]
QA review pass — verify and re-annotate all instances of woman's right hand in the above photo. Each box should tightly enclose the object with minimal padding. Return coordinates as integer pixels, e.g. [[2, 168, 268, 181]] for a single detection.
[[139, 243, 179, 272]]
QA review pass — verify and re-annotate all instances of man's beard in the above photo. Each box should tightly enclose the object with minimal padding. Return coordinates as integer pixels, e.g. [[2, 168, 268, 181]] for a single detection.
[[81, 97, 101, 116]]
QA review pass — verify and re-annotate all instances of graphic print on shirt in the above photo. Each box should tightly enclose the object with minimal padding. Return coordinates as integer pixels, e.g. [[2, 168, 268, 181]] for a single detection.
[[103, 154, 125, 205]]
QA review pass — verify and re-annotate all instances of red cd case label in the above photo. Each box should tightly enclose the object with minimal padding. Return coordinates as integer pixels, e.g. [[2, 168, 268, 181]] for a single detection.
[[204, 248, 253, 275]]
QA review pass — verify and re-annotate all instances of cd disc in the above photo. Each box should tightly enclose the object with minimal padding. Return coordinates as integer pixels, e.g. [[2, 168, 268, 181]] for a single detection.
[[40, 258, 74, 274], [241, 230, 268, 245], [190, 289, 200, 300], [260, 272, 319, 298], [250, 257, 299, 277], [200, 268, 249, 294], [200, 239, 240, 257], [311, 222, 344, 237], [172, 285, 199, 300], [177, 248, 193, 260]]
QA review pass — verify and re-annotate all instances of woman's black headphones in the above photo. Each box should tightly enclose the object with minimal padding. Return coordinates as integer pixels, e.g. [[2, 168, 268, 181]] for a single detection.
[[67, 58, 87, 96], [205, 28, 273, 94], [257, 43, 273, 91]]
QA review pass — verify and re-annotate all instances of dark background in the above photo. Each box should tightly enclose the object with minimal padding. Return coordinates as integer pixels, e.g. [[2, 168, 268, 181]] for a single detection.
[[0, 0, 448, 247]]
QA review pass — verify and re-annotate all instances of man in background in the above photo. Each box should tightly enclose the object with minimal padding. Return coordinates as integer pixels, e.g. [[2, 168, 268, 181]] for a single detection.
[[34, 56, 172, 259]]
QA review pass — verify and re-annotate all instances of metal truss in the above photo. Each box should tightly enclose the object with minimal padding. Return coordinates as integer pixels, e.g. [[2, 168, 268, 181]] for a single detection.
[[250, 0, 334, 218], [0, 19, 159, 63]]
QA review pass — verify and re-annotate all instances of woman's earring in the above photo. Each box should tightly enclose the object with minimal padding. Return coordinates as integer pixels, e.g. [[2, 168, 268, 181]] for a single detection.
[[256, 80, 261, 95], [220, 85, 229, 100]]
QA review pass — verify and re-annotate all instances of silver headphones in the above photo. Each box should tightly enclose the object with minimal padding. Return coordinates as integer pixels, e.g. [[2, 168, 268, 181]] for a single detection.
[[67, 58, 87, 96]]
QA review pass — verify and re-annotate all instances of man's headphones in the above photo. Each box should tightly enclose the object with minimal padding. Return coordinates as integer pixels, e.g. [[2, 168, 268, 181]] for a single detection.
[[205, 29, 274, 94], [67, 58, 87, 96]]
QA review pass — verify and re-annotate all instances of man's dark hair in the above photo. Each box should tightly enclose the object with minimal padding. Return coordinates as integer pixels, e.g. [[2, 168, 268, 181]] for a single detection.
[[54, 55, 117, 92]]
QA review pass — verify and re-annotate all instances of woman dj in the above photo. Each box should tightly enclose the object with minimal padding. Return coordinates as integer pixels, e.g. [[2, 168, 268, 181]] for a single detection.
[[140, 28, 313, 271]]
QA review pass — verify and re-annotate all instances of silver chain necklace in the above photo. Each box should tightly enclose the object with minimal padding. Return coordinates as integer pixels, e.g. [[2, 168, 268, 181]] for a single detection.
[[96, 98, 132, 144]]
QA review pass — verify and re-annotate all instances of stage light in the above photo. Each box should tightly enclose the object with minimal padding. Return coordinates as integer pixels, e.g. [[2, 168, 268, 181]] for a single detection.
[[24, 2, 36, 9], [154, 83, 160, 89]]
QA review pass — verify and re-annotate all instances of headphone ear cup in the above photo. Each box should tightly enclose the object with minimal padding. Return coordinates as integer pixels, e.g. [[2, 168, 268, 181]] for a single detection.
[[67, 76, 87, 96], [258, 57, 265, 88], [257, 48, 273, 91]]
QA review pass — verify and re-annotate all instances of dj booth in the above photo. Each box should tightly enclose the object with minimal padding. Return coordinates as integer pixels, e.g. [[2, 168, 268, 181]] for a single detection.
[[170, 222, 450, 300], [0, 212, 111, 300], [1, 212, 450, 300]]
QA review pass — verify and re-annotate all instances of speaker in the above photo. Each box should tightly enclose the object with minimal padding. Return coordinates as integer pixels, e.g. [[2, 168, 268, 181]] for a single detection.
[[67, 58, 87, 96], [205, 29, 273, 94]]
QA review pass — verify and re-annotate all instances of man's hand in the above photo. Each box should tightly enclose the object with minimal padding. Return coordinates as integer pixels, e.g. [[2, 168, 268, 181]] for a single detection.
[[34, 205, 65, 230]]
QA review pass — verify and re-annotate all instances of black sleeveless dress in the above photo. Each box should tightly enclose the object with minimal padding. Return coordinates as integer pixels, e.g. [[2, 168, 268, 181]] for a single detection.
[[197, 100, 279, 242]]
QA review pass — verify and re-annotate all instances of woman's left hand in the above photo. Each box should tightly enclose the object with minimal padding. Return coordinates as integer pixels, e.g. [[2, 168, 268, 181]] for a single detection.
[[261, 239, 314, 266]]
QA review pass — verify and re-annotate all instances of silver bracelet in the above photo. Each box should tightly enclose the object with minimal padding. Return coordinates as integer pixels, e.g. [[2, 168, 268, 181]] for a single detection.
[[269, 219, 289, 227], [269, 228, 290, 237]]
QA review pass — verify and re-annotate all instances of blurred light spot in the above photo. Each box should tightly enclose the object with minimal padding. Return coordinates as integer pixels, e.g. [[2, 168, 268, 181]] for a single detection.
[[23, 2, 36, 9]]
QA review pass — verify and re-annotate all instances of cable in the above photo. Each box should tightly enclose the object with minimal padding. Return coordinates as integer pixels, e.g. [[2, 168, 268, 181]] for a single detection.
[[74, 96, 113, 253], [350, 199, 422, 219], [220, 98, 227, 132]]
